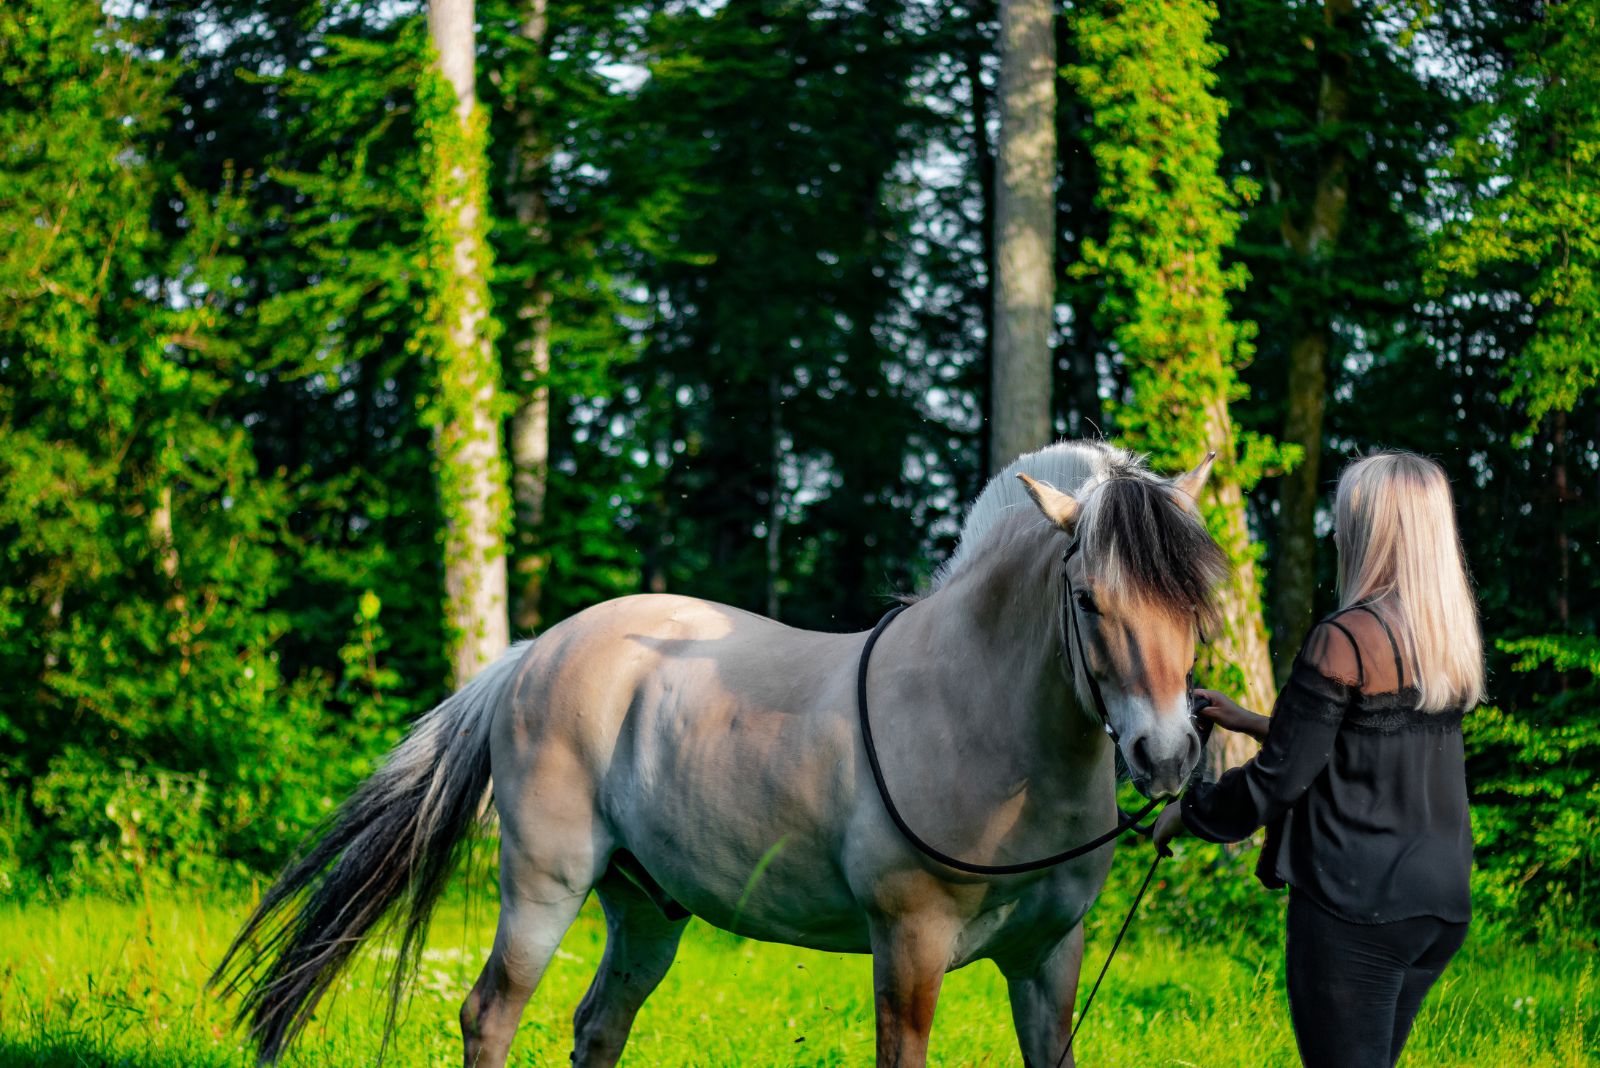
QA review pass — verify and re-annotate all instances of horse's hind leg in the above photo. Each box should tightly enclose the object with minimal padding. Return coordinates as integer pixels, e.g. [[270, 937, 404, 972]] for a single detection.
[[461, 820, 602, 1068], [570, 869, 689, 1068]]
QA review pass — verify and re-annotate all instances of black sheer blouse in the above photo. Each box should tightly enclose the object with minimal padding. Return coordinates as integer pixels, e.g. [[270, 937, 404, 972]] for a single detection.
[[1181, 605, 1472, 924]]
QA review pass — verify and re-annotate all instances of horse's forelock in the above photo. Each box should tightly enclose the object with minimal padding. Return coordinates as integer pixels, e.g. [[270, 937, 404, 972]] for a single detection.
[[1078, 471, 1228, 630]]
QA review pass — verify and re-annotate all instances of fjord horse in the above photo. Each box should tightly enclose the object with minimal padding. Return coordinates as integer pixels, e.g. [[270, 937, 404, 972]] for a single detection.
[[215, 440, 1226, 1066]]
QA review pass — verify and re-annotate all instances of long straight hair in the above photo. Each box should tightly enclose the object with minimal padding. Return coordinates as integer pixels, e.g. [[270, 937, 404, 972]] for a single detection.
[[1334, 451, 1485, 711]]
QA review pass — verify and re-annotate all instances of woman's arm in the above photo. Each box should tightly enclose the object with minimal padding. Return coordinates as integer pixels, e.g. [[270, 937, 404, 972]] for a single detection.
[[1179, 626, 1356, 844]]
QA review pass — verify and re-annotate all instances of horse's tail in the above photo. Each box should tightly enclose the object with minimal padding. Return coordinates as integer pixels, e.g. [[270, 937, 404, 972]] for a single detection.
[[211, 642, 527, 1063]]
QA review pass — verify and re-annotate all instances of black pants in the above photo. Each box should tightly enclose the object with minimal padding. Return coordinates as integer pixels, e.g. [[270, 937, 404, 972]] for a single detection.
[[1285, 890, 1468, 1068]]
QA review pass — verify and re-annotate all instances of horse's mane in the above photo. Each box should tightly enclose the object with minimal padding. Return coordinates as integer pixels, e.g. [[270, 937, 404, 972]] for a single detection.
[[932, 440, 1227, 626]]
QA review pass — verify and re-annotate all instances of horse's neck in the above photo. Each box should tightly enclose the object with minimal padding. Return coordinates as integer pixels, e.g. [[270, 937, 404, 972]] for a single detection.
[[918, 523, 1104, 770]]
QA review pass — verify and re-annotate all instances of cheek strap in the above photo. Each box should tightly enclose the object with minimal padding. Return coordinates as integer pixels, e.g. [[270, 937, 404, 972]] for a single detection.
[[1062, 541, 1207, 748]]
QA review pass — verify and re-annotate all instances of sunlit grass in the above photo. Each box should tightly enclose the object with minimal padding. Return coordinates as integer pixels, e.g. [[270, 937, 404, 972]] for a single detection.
[[0, 871, 1593, 1066]]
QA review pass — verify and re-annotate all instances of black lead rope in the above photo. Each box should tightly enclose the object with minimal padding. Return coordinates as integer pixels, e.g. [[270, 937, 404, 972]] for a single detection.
[[1058, 850, 1166, 1067], [856, 603, 1162, 876]]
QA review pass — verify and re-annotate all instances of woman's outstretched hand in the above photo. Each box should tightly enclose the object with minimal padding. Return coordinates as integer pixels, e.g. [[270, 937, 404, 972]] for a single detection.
[[1191, 688, 1271, 742], [1151, 803, 1184, 857]]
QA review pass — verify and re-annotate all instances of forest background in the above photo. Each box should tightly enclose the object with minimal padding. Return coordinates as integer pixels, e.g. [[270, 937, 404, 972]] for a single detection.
[[2, 0, 1597, 961]]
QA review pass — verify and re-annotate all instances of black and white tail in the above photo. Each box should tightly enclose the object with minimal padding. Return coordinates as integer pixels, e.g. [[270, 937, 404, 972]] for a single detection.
[[211, 645, 526, 1062]]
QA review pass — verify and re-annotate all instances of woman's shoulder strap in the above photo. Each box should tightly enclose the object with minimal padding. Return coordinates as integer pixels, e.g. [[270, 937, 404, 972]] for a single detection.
[[1349, 603, 1406, 688], [1308, 614, 1365, 689]]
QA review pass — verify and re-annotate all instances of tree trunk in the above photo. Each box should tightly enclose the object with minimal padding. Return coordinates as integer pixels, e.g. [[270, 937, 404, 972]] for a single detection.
[[509, 0, 552, 635], [989, 0, 1055, 474], [428, 0, 511, 686], [150, 478, 193, 675], [1273, 327, 1328, 673], [1271, 0, 1353, 675], [966, 30, 997, 481], [766, 368, 783, 620]]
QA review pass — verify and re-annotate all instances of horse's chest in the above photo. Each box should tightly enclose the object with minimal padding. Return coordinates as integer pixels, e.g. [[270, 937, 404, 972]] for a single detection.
[[948, 865, 1106, 969], [949, 899, 1027, 967]]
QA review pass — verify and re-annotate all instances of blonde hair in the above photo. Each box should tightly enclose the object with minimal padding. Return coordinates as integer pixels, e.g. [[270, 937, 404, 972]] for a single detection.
[[1334, 451, 1485, 711]]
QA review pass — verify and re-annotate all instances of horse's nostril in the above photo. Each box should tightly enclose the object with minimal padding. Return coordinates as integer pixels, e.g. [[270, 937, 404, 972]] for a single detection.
[[1186, 731, 1202, 768], [1132, 735, 1153, 773]]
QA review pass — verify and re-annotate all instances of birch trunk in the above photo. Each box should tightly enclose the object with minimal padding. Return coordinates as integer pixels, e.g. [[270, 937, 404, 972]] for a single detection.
[[428, 0, 510, 685], [1272, 0, 1352, 673], [989, 0, 1055, 474]]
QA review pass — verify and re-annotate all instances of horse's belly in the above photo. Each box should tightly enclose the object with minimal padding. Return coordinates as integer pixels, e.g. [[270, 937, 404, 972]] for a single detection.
[[618, 813, 871, 952], [607, 669, 871, 952]]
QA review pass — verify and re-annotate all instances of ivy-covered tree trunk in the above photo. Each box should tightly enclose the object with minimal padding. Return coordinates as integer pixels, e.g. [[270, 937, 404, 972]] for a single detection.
[[1272, 0, 1353, 674], [426, 0, 511, 684], [990, 0, 1055, 473], [1197, 403, 1278, 773], [1069, 0, 1289, 772], [508, 0, 552, 635]]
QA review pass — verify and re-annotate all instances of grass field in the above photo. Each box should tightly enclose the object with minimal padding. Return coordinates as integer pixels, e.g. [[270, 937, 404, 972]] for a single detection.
[[0, 870, 1594, 1067]]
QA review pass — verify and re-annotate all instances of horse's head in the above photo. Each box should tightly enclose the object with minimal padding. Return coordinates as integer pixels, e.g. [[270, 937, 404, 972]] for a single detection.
[[1018, 454, 1227, 799]]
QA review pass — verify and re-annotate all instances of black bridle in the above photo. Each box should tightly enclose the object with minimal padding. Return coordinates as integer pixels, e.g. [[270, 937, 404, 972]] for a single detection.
[[856, 537, 1217, 1062], [855, 539, 1209, 876], [1061, 539, 1122, 742], [1061, 539, 1214, 760], [856, 602, 1161, 876]]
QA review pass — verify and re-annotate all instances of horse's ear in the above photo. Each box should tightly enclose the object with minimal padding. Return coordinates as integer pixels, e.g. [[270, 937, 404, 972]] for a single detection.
[[1017, 473, 1080, 532], [1173, 451, 1217, 501]]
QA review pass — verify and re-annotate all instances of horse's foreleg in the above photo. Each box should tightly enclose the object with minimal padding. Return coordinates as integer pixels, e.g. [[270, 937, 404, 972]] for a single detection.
[[462, 817, 602, 1068], [1002, 922, 1085, 1068], [869, 913, 959, 1067], [570, 870, 688, 1067]]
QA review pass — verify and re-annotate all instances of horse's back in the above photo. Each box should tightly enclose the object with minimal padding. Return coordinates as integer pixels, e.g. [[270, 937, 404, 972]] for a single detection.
[[505, 592, 857, 727], [492, 593, 873, 945]]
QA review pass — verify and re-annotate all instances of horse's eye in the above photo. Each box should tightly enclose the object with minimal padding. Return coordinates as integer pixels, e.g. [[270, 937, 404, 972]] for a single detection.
[[1074, 591, 1098, 615]]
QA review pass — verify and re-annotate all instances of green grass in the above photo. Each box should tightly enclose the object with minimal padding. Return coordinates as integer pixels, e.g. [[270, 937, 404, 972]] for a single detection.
[[0, 877, 1593, 1067]]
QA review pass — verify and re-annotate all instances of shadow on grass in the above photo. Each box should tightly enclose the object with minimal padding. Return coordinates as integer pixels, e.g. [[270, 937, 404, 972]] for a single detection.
[[0, 1038, 248, 1068]]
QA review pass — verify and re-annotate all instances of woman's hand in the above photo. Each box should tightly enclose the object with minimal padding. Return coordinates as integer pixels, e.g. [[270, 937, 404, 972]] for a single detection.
[[1151, 803, 1185, 857], [1191, 688, 1271, 742]]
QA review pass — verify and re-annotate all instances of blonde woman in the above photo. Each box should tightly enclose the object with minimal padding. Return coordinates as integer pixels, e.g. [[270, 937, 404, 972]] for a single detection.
[[1153, 451, 1484, 1068]]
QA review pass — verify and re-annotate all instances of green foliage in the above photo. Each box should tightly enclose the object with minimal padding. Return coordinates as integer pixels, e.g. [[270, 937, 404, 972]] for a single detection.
[[0, 2, 437, 896], [578, 0, 957, 626], [1432, 0, 1600, 431], [1214, 0, 1461, 614], [1064, 0, 1292, 711], [1468, 634, 1600, 933], [1415, 0, 1600, 938], [0, 0, 1595, 965]]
